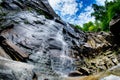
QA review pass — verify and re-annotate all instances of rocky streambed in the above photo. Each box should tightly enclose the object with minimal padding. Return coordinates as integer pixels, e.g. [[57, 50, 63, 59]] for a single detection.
[[0, 0, 120, 80]]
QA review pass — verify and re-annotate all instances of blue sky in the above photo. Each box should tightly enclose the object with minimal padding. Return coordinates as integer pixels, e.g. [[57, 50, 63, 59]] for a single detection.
[[48, 0, 113, 26]]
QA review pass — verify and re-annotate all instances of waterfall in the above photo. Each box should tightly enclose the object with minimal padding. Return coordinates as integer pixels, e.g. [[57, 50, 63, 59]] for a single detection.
[[50, 29, 75, 77], [0, 0, 87, 79]]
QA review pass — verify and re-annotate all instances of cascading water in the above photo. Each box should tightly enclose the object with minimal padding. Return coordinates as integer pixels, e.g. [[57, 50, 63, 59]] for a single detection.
[[50, 29, 75, 76], [0, 0, 87, 80], [25, 15, 76, 78], [4, 11, 78, 79]]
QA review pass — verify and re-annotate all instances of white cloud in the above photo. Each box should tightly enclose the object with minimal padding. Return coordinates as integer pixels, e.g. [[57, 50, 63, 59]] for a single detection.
[[48, 0, 81, 16], [77, 6, 95, 26], [48, 0, 105, 26], [61, 1, 78, 15], [48, 0, 95, 26], [48, 0, 61, 10], [62, 6, 95, 27]]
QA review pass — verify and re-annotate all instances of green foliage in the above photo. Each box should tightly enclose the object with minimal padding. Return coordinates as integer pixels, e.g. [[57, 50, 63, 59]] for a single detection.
[[82, 21, 101, 32], [76, 0, 120, 32], [74, 25, 83, 30], [83, 21, 93, 31], [91, 4, 106, 21], [107, 1, 120, 21], [91, 0, 120, 31], [88, 25, 96, 31]]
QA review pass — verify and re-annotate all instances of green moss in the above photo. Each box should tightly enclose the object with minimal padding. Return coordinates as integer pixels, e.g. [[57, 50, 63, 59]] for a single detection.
[[114, 49, 120, 55], [37, 9, 54, 19], [74, 25, 83, 30], [24, 20, 30, 24]]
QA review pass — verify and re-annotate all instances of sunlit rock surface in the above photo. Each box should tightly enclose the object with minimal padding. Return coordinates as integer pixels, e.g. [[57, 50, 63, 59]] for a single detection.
[[101, 75, 120, 80]]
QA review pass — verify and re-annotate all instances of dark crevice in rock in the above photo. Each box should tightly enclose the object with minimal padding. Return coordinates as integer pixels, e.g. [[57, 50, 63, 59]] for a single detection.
[[17, 43, 33, 50], [55, 19, 67, 26], [0, 24, 14, 32], [12, 1, 24, 9]]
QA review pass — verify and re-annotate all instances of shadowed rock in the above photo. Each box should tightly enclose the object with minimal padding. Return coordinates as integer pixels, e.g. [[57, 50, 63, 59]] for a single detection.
[[109, 14, 120, 36]]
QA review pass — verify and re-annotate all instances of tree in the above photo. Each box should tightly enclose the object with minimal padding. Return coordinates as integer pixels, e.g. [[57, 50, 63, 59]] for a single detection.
[[91, 0, 120, 31], [91, 4, 106, 21], [82, 21, 98, 32], [76, 0, 120, 32]]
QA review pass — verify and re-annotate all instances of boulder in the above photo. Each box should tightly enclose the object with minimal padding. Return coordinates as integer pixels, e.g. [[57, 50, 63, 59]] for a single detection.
[[0, 56, 35, 80]]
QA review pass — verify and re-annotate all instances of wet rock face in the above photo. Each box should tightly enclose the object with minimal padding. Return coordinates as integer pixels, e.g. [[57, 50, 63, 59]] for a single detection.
[[0, 56, 35, 80], [0, 0, 59, 17], [0, 0, 86, 79]]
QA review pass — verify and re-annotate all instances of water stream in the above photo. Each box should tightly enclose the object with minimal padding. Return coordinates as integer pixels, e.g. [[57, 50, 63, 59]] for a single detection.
[[8, 11, 77, 79]]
